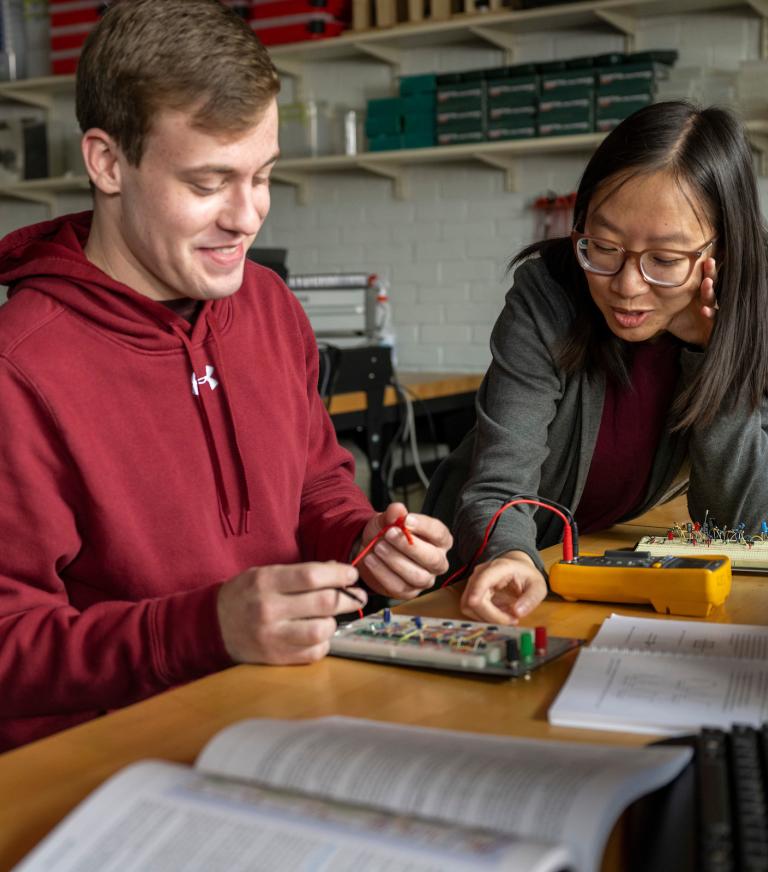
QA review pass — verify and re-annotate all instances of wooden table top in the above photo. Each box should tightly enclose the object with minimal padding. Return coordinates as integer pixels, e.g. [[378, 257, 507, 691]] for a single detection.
[[327, 370, 483, 415], [1, 494, 763, 870]]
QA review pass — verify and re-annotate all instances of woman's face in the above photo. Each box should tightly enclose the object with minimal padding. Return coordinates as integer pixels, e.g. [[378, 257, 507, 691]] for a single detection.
[[581, 170, 715, 342]]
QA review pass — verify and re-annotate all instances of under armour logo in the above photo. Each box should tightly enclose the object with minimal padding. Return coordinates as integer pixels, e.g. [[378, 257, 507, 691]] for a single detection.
[[191, 365, 219, 395]]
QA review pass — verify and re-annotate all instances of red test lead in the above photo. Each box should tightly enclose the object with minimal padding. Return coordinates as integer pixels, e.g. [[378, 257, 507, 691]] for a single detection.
[[441, 494, 579, 589], [350, 515, 413, 617]]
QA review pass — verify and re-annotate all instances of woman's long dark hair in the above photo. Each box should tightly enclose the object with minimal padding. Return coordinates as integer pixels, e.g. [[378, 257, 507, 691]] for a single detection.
[[514, 101, 768, 429]]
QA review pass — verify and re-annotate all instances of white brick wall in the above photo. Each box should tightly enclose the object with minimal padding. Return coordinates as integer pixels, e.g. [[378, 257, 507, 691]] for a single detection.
[[2, 9, 768, 366]]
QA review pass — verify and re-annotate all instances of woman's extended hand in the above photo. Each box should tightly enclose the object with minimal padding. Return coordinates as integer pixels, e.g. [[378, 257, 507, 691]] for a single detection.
[[667, 256, 718, 347], [460, 550, 548, 625]]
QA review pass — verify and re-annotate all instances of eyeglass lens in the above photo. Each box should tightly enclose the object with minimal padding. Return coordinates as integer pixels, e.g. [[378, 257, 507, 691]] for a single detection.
[[579, 239, 693, 286]]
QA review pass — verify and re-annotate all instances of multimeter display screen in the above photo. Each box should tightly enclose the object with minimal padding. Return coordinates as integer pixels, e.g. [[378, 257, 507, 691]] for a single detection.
[[666, 557, 726, 570]]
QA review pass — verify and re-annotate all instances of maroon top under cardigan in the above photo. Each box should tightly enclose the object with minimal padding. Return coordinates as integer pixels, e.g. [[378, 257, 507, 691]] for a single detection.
[[575, 334, 681, 534]]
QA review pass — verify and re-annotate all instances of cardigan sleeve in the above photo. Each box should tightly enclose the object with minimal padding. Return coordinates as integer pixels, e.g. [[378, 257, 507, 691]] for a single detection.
[[453, 260, 573, 571], [683, 349, 768, 531]]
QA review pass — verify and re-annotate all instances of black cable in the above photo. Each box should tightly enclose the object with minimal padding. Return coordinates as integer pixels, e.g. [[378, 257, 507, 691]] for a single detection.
[[316, 342, 342, 411], [391, 376, 442, 467]]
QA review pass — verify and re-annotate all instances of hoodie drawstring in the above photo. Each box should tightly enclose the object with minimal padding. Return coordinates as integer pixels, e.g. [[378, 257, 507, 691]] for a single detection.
[[171, 321, 251, 537], [207, 313, 252, 534]]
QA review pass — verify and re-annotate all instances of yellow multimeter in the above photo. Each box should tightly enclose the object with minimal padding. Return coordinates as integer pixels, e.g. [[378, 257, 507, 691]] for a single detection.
[[549, 549, 732, 617]]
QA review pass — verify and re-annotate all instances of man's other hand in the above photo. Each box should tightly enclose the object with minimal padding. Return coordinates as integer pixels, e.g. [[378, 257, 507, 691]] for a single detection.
[[217, 562, 366, 664]]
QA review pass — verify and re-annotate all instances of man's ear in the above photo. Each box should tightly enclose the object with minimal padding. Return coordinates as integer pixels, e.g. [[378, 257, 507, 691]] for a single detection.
[[81, 128, 123, 195]]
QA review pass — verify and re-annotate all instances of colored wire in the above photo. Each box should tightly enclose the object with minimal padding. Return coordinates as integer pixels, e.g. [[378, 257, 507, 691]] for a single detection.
[[440, 494, 578, 589], [350, 515, 414, 617]]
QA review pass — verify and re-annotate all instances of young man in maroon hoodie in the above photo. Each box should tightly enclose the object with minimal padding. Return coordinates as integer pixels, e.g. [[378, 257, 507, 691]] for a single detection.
[[0, 0, 452, 751]]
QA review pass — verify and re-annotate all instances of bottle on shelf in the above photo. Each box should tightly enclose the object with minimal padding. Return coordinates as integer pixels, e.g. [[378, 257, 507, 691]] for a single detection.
[[374, 279, 397, 365]]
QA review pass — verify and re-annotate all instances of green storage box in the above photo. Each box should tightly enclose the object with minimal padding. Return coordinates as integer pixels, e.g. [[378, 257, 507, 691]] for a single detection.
[[594, 52, 627, 67], [402, 113, 435, 134], [626, 49, 678, 66], [538, 120, 594, 136], [487, 104, 537, 122], [366, 97, 404, 117], [437, 129, 486, 145], [436, 108, 484, 126], [437, 82, 485, 113], [487, 121, 536, 141], [402, 131, 435, 149], [597, 63, 669, 96], [436, 115, 485, 134], [398, 74, 437, 96], [538, 101, 594, 136], [536, 60, 567, 73], [365, 114, 402, 137], [486, 75, 539, 108], [402, 93, 436, 115], [538, 119, 595, 136], [436, 96, 484, 114], [565, 55, 595, 69], [368, 133, 402, 151], [484, 63, 538, 78], [540, 69, 595, 100], [596, 94, 654, 113], [539, 97, 593, 115], [596, 95, 653, 130]]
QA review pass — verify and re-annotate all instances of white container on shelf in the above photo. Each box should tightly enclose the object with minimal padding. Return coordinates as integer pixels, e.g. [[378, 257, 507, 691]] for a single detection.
[[0, 0, 26, 81], [278, 99, 335, 158]]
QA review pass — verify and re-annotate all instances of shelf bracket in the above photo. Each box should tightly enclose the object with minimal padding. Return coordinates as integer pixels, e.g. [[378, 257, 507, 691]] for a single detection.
[[272, 58, 306, 81], [271, 170, 311, 205], [0, 187, 56, 210], [594, 8, 636, 51], [357, 160, 407, 199], [352, 42, 403, 68], [594, 8, 636, 33], [471, 152, 517, 191], [0, 86, 52, 110], [745, 0, 768, 56], [467, 25, 517, 62], [750, 134, 768, 176]]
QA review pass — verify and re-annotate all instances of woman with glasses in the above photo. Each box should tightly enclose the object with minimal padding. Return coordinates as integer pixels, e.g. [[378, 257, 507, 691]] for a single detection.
[[425, 100, 768, 625]]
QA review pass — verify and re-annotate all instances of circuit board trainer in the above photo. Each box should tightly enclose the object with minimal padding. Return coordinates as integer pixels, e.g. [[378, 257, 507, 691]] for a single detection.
[[331, 611, 581, 678]]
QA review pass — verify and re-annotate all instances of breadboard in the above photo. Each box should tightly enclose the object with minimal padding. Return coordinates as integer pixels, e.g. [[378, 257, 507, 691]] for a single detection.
[[637, 536, 768, 573], [330, 612, 582, 678]]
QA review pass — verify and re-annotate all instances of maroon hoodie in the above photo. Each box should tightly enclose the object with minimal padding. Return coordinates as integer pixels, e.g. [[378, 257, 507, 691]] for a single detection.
[[0, 211, 373, 750]]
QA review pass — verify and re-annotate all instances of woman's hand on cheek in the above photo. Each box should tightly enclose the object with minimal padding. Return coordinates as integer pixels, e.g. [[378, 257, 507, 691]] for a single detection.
[[667, 256, 718, 348]]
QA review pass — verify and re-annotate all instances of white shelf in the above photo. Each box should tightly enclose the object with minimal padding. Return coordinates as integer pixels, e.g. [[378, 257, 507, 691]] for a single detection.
[[0, 136, 603, 207], [6, 122, 766, 207], [274, 132, 604, 198], [276, 119, 768, 198]]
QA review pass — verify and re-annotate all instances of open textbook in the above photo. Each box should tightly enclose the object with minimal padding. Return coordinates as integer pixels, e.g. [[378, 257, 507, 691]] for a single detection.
[[549, 613, 768, 734], [14, 716, 691, 872]]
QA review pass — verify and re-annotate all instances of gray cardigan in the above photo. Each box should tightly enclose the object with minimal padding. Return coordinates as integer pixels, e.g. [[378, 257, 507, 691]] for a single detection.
[[424, 257, 768, 572]]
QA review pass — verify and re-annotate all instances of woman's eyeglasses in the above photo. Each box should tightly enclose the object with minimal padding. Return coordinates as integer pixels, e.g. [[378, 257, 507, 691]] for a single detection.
[[572, 232, 716, 288]]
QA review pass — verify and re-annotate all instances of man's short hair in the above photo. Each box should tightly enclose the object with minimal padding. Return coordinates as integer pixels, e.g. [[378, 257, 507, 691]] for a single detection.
[[76, 0, 280, 166]]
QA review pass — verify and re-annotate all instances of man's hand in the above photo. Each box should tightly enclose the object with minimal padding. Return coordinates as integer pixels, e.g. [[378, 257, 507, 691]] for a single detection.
[[355, 502, 452, 600], [460, 550, 547, 625], [667, 256, 718, 348], [217, 562, 367, 665]]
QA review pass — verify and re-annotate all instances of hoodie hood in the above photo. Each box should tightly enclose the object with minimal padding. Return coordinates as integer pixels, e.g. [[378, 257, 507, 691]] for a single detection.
[[0, 210, 233, 350], [0, 211, 249, 535]]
